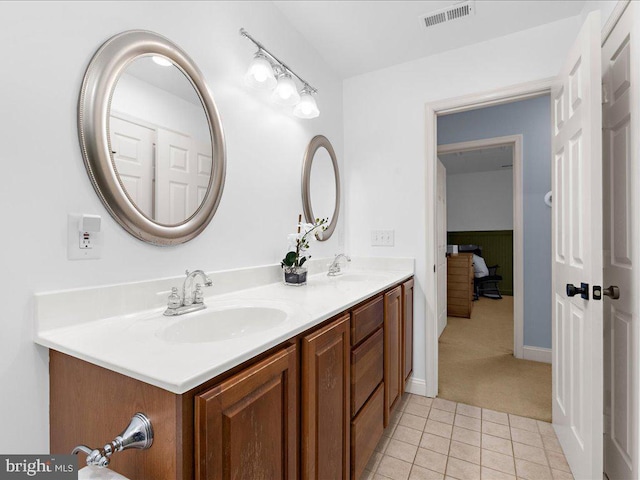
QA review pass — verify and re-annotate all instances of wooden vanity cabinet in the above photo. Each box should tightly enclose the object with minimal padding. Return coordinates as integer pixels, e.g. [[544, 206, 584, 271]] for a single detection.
[[194, 345, 298, 480], [383, 285, 403, 426], [402, 278, 414, 386], [50, 276, 414, 480], [301, 314, 351, 480]]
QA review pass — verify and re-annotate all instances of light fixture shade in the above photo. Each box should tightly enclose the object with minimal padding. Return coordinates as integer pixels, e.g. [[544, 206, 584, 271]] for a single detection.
[[244, 52, 276, 90], [272, 72, 301, 106], [293, 90, 319, 119]]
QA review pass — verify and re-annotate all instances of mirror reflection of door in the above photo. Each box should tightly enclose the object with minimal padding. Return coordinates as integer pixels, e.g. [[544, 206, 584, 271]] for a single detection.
[[109, 56, 212, 225], [309, 146, 337, 225]]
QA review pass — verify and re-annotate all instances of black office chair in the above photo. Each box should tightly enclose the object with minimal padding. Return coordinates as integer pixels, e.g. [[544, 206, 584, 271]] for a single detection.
[[474, 264, 503, 300]]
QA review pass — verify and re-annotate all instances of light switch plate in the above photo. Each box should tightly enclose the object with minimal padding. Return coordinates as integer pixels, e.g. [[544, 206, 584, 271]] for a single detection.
[[371, 229, 394, 247]]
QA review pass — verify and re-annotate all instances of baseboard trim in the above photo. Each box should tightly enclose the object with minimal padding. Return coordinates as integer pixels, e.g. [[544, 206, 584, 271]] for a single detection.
[[405, 376, 429, 396], [522, 346, 552, 364]]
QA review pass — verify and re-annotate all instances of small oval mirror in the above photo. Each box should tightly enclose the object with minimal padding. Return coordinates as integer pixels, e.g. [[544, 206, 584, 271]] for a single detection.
[[301, 136, 340, 240]]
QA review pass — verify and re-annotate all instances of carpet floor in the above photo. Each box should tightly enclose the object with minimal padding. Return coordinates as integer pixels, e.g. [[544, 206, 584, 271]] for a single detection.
[[438, 296, 552, 422]]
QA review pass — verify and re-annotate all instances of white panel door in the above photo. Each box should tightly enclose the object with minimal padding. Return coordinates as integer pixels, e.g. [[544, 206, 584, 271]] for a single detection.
[[437, 159, 447, 336], [155, 129, 208, 224], [551, 12, 603, 480], [109, 116, 155, 218], [602, 3, 638, 479]]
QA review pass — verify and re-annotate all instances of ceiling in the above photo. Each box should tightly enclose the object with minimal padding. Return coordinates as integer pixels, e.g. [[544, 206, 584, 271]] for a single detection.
[[439, 145, 513, 175], [273, 1, 586, 78]]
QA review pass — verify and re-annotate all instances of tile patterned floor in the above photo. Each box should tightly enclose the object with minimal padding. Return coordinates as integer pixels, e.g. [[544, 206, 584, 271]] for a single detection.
[[361, 393, 573, 480]]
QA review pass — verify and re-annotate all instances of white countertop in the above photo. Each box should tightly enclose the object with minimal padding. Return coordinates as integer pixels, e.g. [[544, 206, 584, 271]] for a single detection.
[[35, 257, 413, 394]]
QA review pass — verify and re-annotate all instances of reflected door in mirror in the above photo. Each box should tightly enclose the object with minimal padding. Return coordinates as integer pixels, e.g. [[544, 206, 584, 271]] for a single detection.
[[309, 146, 337, 226], [109, 56, 213, 224]]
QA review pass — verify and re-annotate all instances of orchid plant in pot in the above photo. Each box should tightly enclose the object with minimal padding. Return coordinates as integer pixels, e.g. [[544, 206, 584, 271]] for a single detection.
[[281, 215, 328, 286]]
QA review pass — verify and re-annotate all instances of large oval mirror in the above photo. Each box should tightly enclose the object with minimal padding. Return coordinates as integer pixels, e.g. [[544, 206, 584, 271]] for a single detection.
[[301, 135, 340, 240], [78, 30, 225, 245]]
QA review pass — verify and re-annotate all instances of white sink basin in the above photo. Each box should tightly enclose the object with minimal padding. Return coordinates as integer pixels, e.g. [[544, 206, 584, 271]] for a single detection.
[[158, 305, 288, 343]]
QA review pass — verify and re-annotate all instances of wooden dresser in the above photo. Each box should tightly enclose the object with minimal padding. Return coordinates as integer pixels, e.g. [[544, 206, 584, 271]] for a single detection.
[[447, 253, 474, 318]]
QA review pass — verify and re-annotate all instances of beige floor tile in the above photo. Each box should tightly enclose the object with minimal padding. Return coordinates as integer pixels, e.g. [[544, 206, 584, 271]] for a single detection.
[[409, 465, 445, 480], [420, 432, 451, 455], [456, 403, 482, 419], [409, 395, 434, 407], [446, 457, 481, 480], [386, 439, 419, 463], [480, 434, 512, 456], [482, 409, 509, 426], [482, 421, 511, 440], [359, 468, 375, 480], [384, 422, 398, 438], [515, 458, 552, 480], [366, 451, 384, 472], [414, 447, 448, 474], [390, 409, 404, 425], [510, 427, 543, 448], [512, 442, 548, 466], [393, 425, 424, 446], [377, 455, 413, 480], [481, 450, 516, 475], [405, 402, 431, 419], [425, 419, 454, 439], [455, 415, 481, 432], [430, 408, 455, 425], [433, 398, 457, 412], [551, 468, 574, 480], [452, 426, 481, 447], [400, 412, 427, 431], [537, 420, 556, 438], [375, 475, 393, 480], [546, 450, 570, 472], [542, 434, 563, 453], [376, 434, 393, 453], [449, 440, 481, 465], [508, 414, 538, 433], [480, 466, 516, 480]]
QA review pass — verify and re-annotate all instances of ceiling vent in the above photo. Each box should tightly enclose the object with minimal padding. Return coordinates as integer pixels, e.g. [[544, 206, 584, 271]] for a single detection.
[[420, 1, 475, 29]]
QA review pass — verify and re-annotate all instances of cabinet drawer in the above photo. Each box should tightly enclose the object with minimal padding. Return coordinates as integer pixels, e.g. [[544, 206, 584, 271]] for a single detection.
[[351, 296, 383, 345], [351, 383, 384, 480], [351, 328, 383, 416]]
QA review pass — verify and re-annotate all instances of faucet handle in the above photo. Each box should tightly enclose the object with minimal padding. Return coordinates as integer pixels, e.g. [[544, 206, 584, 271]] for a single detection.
[[167, 287, 181, 309], [194, 284, 204, 304]]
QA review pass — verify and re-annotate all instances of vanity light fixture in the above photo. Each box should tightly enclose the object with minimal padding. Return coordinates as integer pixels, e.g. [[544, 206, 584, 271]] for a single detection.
[[240, 28, 319, 118], [244, 50, 277, 89], [151, 55, 172, 67]]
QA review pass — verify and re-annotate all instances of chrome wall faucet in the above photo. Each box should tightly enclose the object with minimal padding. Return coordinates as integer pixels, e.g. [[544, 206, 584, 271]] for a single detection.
[[327, 254, 351, 276], [164, 270, 213, 316]]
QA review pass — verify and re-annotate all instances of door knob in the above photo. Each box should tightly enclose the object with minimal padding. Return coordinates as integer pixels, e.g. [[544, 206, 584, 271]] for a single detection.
[[603, 285, 620, 299], [566, 283, 589, 300]]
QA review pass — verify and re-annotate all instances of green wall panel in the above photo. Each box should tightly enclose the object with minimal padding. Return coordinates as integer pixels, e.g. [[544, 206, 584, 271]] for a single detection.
[[447, 230, 513, 296]]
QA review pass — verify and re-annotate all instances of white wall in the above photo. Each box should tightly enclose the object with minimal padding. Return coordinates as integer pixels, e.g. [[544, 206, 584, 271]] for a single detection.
[[0, 1, 343, 452], [446, 170, 513, 232], [343, 16, 584, 391]]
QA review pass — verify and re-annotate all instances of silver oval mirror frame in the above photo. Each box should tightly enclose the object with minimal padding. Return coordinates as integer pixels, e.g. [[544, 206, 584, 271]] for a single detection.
[[78, 30, 226, 245], [301, 135, 340, 240]]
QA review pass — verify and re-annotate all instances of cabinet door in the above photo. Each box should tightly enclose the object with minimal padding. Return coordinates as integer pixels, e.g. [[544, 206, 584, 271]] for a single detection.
[[402, 278, 414, 385], [195, 345, 298, 480], [302, 314, 350, 480], [384, 285, 402, 426]]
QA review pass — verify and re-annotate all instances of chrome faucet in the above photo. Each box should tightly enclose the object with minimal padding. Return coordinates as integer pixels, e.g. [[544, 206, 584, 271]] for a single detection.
[[327, 254, 351, 276], [164, 270, 213, 316]]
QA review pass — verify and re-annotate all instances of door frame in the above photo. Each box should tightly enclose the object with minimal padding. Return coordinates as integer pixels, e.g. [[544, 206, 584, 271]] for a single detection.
[[424, 77, 553, 397], [437, 134, 524, 359]]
